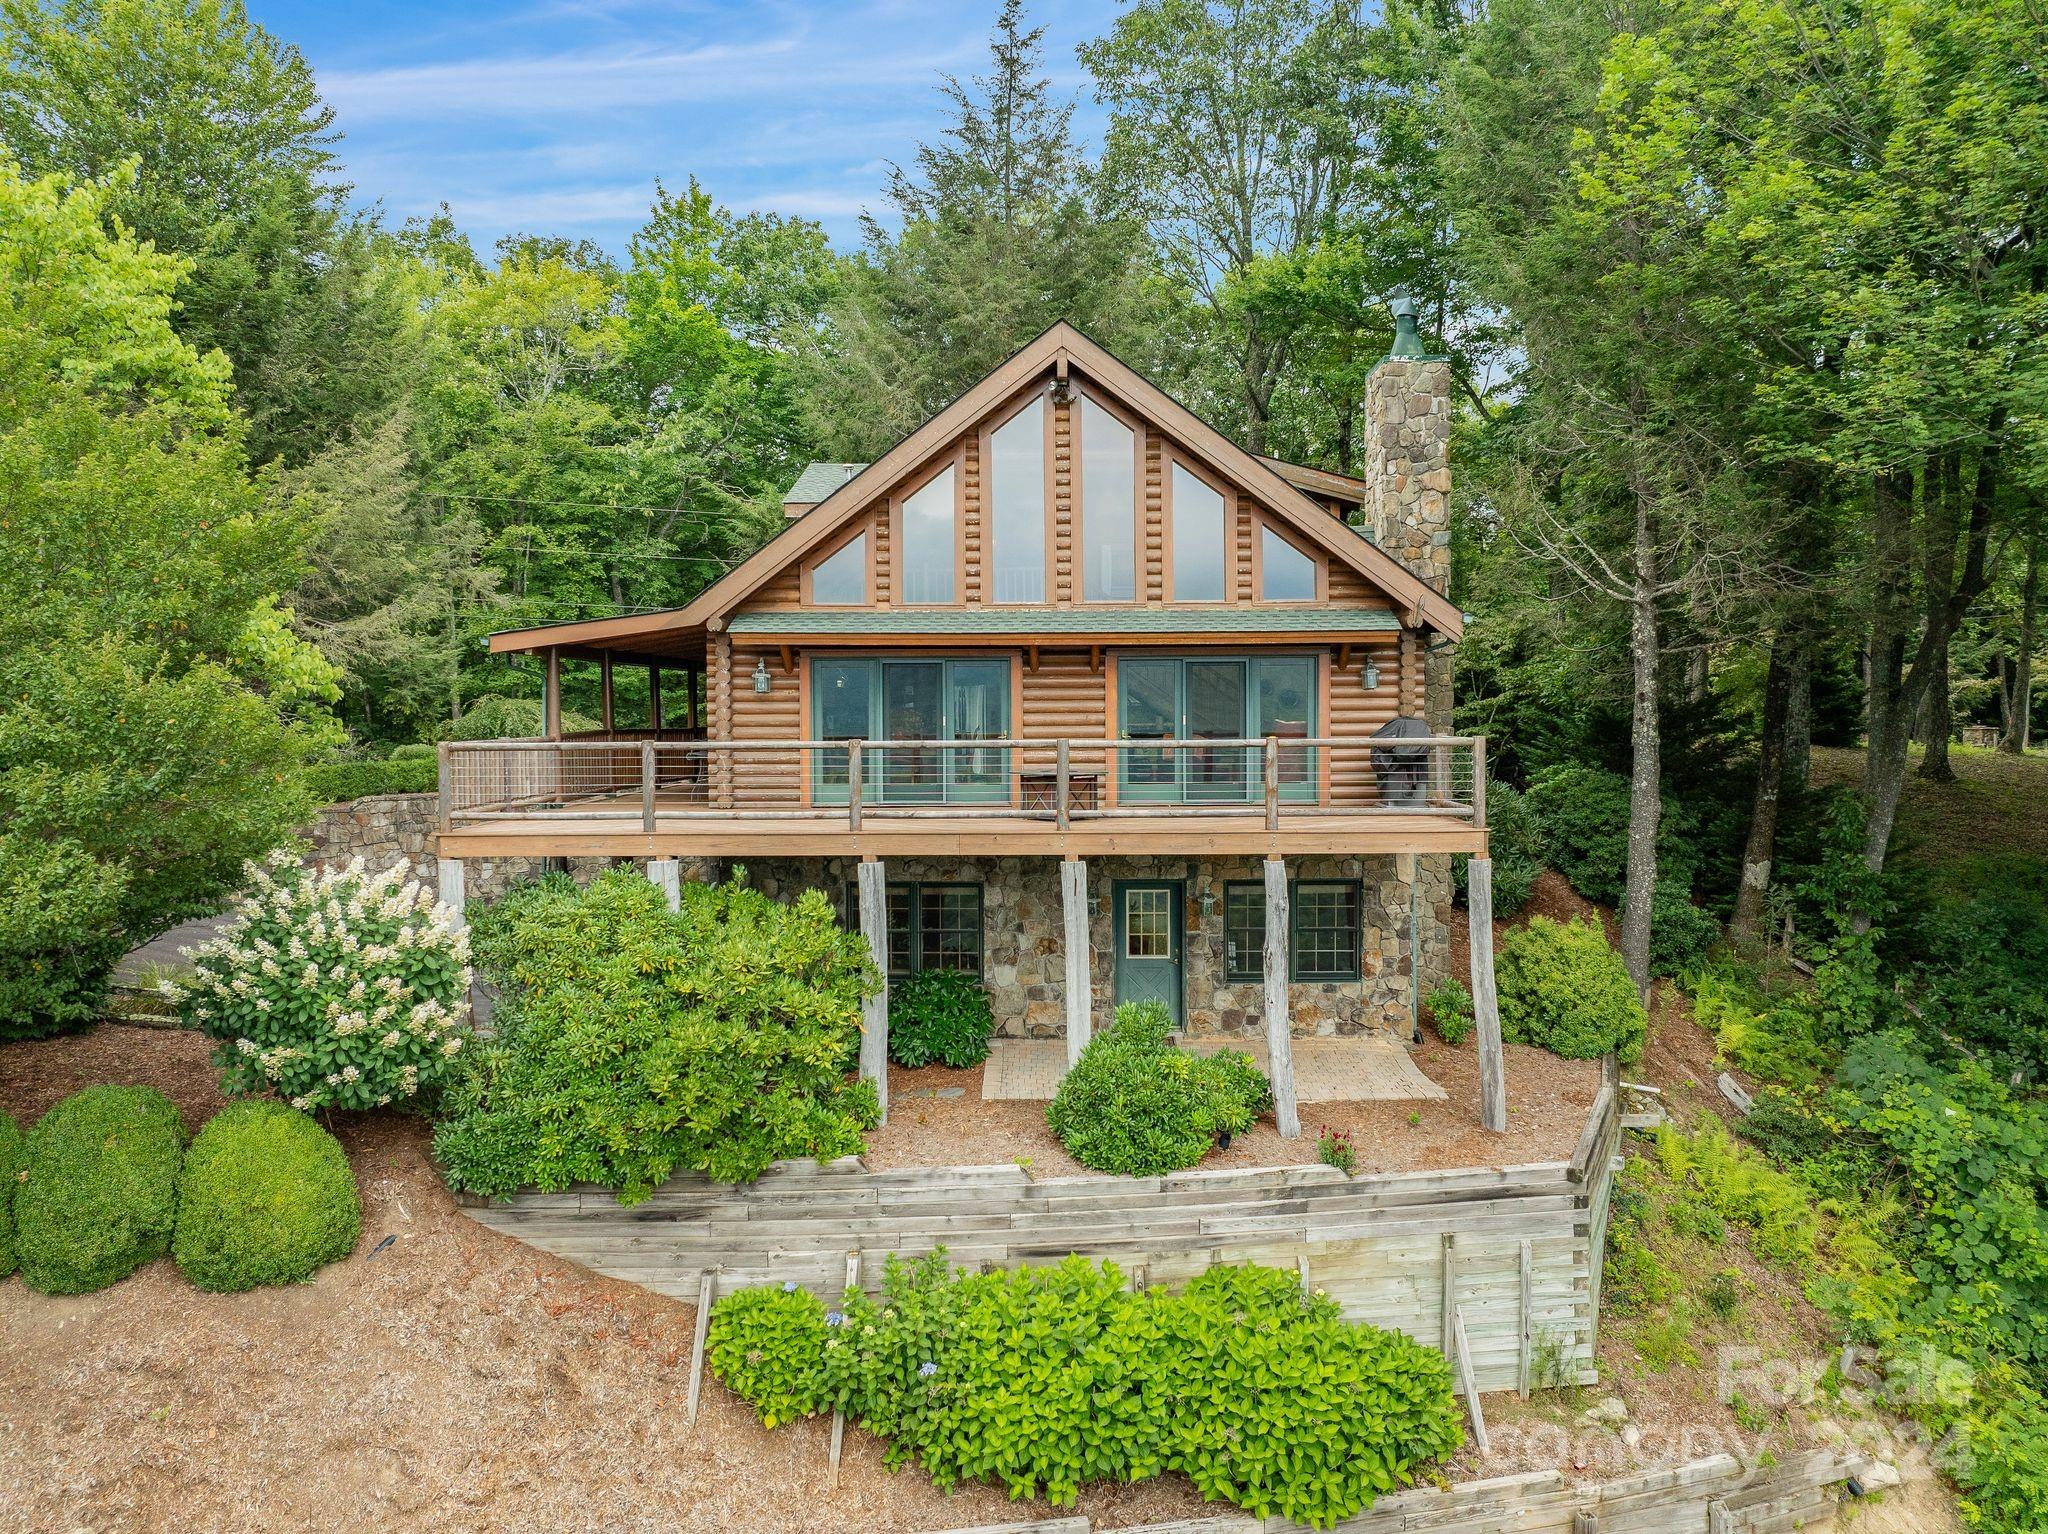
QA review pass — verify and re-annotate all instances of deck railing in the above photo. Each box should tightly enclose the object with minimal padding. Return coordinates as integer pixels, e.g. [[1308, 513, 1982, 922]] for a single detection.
[[439, 735, 1486, 833]]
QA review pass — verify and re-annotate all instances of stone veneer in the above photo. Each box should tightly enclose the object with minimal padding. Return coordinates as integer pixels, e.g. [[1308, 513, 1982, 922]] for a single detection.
[[742, 854, 1450, 1042]]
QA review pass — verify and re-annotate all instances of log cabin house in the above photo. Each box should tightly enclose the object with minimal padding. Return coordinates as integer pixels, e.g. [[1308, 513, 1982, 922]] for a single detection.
[[436, 315, 1508, 1134]]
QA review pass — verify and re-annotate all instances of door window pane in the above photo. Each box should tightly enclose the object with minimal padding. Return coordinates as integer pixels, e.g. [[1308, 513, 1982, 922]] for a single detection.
[[1125, 888, 1172, 959], [989, 399, 1045, 603], [1172, 463, 1227, 601], [1185, 659, 1249, 801], [1261, 527, 1316, 601], [948, 658, 1009, 799], [1081, 396, 1135, 601], [901, 465, 955, 603], [1119, 658, 1179, 794], [1255, 656, 1316, 795], [811, 532, 866, 604], [813, 658, 872, 795], [881, 662, 943, 801]]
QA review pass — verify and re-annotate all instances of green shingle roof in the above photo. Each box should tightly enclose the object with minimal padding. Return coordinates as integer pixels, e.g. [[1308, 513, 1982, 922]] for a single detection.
[[781, 462, 868, 504], [726, 605, 1399, 636]]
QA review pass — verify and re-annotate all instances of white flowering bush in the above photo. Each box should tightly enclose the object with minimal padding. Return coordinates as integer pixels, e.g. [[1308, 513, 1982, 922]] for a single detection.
[[172, 851, 471, 1112]]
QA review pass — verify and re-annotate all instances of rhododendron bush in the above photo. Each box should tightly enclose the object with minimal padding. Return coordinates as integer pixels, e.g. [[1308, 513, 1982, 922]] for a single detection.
[[173, 853, 470, 1111]]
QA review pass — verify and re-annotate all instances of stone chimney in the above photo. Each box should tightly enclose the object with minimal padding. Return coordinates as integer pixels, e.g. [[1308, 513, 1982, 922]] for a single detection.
[[1363, 289, 1454, 730]]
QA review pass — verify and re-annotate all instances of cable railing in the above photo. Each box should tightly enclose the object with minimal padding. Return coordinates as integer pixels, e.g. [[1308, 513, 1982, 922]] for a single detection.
[[438, 735, 1486, 832]]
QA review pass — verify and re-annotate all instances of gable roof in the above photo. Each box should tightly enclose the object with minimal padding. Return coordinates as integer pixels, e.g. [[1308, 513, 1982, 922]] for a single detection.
[[489, 323, 1460, 656]]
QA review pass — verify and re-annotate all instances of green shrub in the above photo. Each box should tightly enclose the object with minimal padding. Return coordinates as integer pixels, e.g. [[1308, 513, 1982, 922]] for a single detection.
[[0, 1109, 20, 1277], [172, 1102, 361, 1291], [1317, 1126, 1358, 1175], [175, 853, 470, 1112], [1620, 877, 1721, 978], [434, 870, 880, 1201], [1046, 1002, 1271, 1176], [0, 834, 130, 1040], [1524, 763, 1696, 906], [784, 1252, 1462, 1527], [1454, 780, 1541, 917], [1427, 978, 1473, 1045], [708, 1283, 833, 1427], [1496, 915, 1647, 1062], [15, 1085, 184, 1294], [304, 756, 436, 804], [440, 694, 598, 741], [887, 967, 993, 1068], [387, 743, 437, 762]]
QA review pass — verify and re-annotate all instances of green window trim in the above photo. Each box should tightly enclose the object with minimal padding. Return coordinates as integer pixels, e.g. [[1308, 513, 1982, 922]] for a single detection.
[[1222, 880, 1364, 983], [841, 880, 985, 980]]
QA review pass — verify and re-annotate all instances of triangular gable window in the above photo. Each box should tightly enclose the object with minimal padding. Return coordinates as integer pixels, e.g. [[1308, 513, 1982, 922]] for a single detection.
[[811, 532, 866, 605], [1261, 526, 1317, 602]]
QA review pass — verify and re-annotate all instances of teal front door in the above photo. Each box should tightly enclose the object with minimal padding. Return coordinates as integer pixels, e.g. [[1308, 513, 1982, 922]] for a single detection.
[[1113, 880, 1184, 1027]]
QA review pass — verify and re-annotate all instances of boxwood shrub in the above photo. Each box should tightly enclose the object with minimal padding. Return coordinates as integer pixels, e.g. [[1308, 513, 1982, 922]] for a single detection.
[[1046, 1001, 1271, 1175], [887, 967, 993, 1068], [434, 870, 880, 1200], [711, 1253, 1463, 1529], [16, 1085, 185, 1294], [304, 756, 437, 804], [1497, 915, 1647, 1062], [173, 1102, 361, 1292], [0, 1109, 21, 1278]]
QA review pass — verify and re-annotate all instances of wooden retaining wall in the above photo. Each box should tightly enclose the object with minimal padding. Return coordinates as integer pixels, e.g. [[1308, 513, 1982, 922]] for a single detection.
[[927, 1448, 1867, 1533], [460, 1089, 1622, 1395]]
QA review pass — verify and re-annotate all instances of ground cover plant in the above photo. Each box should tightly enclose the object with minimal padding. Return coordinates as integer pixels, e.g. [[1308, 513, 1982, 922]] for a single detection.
[[173, 1102, 362, 1291], [1426, 978, 1474, 1045], [886, 967, 993, 1068], [174, 852, 471, 1112], [1046, 1001, 1271, 1175], [14, 1085, 185, 1295], [1496, 916, 1647, 1062], [709, 1254, 1463, 1529], [0, 1109, 20, 1278], [434, 870, 879, 1200]]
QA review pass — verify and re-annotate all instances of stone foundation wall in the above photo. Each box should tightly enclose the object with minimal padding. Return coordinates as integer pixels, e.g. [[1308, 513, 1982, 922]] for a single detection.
[[744, 853, 1450, 1042]]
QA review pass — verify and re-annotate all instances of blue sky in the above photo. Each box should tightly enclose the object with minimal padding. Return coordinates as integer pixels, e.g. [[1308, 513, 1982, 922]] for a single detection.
[[248, 0, 1115, 257]]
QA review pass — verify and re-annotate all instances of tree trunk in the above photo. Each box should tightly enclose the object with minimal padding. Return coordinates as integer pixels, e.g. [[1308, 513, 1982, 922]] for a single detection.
[[1917, 453, 1961, 782], [1784, 630, 1813, 795], [1730, 622, 1804, 946], [1861, 467, 1919, 874], [2001, 531, 2040, 754], [1620, 496, 1662, 996]]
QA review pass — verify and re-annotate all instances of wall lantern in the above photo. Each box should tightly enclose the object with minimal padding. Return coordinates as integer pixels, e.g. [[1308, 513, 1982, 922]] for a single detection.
[[1362, 659, 1382, 691], [752, 655, 773, 694]]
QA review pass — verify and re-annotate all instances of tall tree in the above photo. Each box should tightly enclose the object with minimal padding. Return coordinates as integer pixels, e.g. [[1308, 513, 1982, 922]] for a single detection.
[[0, 0, 408, 464], [808, 0, 1162, 456]]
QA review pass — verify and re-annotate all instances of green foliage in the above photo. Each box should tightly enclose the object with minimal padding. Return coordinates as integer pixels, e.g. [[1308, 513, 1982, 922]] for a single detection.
[[434, 870, 879, 1201], [1652, 1115, 1818, 1266], [1317, 1127, 1358, 1175], [0, 1109, 20, 1278], [1524, 765, 1697, 908], [706, 1283, 833, 1428], [1496, 916, 1647, 1062], [736, 1252, 1465, 1528], [177, 854, 470, 1112], [439, 695, 598, 742], [1620, 877, 1721, 979], [1426, 978, 1473, 1045], [886, 967, 993, 1069], [171, 1101, 360, 1291], [304, 756, 438, 803], [0, 835, 127, 1040], [15, 1085, 184, 1294], [1046, 1002, 1272, 1176], [1455, 781, 1541, 917], [1688, 965, 1835, 1091]]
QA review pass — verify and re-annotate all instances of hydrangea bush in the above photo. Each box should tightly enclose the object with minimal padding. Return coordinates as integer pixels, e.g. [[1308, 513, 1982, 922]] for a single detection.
[[173, 852, 470, 1112]]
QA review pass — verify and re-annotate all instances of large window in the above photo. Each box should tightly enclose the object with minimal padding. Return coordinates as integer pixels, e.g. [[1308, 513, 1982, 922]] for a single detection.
[[810, 531, 867, 605], [988, 399, 1046, 603], [811, 656, 1010, 804], [901, 465, 956, 603], [1260, 526, 1317, 602], [1171, 462, 1228, 601], [1223, 880, 1363, 982], [843, 882, 985, 979], [1080, 395, 1135, 601], [1117, 655, 1317, 803]]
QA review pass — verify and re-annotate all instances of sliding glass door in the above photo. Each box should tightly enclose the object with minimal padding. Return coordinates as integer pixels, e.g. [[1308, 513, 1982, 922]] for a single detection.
[[1116, 655, 1318, 806], [812, 657, 1011, 806]]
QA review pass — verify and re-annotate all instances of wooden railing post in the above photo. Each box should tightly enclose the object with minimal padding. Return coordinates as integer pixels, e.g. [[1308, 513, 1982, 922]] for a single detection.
[[846, 738, 864, 832], [1055, 737, 1071, 831], [1472, 736, 1488, 828], [436, 741, 452, 832], [1264, 736, 1280, 832], [641, 740, 657, 832]]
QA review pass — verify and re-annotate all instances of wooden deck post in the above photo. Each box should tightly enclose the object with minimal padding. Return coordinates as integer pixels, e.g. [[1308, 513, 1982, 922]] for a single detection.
[[857, 858, 889, 1124], [599, 652, 614, 731], [641, 740, 657, 832], [648, 664, 663, 730], [1263, 856, 1300, 1139], [646, 858, 681, 912], [1061, 857, 1091, 1068], [437, 857, 466, 934], [1468, 855, 1508, 1133], [543, 648, 562, 741]]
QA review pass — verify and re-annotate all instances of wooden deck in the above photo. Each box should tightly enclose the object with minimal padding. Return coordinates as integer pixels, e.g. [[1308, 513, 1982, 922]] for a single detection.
[[438, 804, 1486, 859]]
